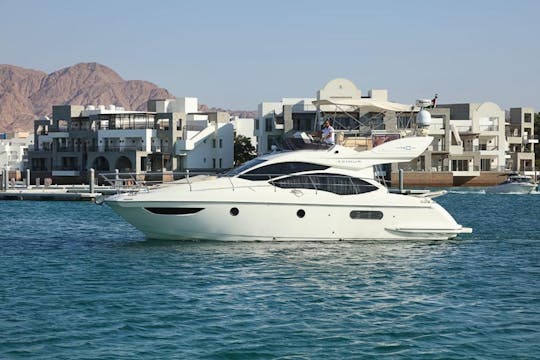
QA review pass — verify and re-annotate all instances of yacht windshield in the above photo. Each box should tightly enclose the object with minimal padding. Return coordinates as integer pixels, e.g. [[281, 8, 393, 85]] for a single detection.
[[222, 158, 267, 177]]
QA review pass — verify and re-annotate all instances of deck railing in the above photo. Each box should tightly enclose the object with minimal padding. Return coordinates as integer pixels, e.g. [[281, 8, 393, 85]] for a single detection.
[[98, 171, 382, 195]]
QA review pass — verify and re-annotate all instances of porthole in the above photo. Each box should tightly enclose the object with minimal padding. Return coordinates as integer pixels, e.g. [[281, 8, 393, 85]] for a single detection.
[[230, 207, 239, 216], [297, 209, 305, 218]]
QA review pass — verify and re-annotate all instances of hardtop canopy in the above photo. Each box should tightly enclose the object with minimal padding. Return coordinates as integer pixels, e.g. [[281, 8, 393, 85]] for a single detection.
[[313, 98, 419, 113]]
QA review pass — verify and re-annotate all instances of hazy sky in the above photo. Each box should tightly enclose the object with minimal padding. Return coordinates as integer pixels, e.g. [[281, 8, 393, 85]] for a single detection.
[[1, 0, 538, 110]]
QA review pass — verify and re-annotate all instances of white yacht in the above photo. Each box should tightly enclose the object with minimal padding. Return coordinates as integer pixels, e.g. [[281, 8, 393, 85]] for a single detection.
[[485, 173, 536, 194], [105, 136, 471, 241]]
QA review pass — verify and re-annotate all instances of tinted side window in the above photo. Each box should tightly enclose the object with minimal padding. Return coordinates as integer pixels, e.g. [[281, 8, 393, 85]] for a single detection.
[[350, 177, 379, 194], [312, 174, 378, 195], [271, 175, 316, 190], [240, 162, 328, 181], [271, 173, 378, 195]]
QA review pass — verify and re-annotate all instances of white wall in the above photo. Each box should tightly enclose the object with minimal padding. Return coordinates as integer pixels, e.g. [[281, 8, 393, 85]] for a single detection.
[[232, 116, 256, 147], [183, 123, 234, 170], [0, 133, 34, 170], [171, 97, 198, 113], [258, 102, 283, 117]]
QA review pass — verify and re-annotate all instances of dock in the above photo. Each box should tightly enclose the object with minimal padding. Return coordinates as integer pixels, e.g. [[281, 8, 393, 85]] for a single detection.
[[0, 168, 145, 201], [0, 185, 125, 202]]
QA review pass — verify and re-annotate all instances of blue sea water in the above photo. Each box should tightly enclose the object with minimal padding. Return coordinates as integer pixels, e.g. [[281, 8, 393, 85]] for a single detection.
[[1, 190, 539, 359]]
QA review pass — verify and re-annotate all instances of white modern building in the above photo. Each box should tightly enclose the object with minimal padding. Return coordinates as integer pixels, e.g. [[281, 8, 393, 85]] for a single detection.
[[507, 107, 537, 172], [27, 97, 236, 184], [0, 131, 33, 171], [398, 102, 507, 176], [255, 78, 536, 185]]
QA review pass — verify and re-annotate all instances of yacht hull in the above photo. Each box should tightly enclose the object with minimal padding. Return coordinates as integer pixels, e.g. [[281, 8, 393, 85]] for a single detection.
[[106, 193, 471, 241], [485, 183, 536, 194], [104, 140, 472, 241]]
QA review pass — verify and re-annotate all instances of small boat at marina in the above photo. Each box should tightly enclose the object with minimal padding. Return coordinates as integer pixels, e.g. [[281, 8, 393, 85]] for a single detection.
[[104, 136, 472, 241], [485, 173, 537, 194]]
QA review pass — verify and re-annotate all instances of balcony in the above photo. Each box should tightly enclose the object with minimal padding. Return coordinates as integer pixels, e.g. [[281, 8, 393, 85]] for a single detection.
[[88, 145, 146, 152], [428, 144, 448, 153], [454, 125, 472, 133], [507, 136, 523, 145], [449, 145, 463, 155], [463, 145, 499, 152], [51, 166, 80, 177], [479, 125, 499, 132]]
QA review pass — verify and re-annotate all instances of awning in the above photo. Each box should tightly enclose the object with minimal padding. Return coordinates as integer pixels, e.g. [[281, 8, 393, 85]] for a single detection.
[[313, 98, 419, 113]]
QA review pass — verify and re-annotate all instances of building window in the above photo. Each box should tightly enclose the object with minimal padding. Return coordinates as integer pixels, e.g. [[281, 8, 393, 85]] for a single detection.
[[219, 158, 222, 168], [212, 139, 216, 148], [524, 113, 532, 123], [267, 135, 281, 151], [219, 139, 223, 148], [212, 158, 216, 168], [265, 117, 273, 132], [397, 115, 412, 129], [481, 159, 491, 171], [452, 159, 469, 171], [255, 119, 259, 130]]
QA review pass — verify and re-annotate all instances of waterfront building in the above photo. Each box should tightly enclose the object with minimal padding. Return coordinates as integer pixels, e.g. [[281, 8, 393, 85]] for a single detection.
[[27, 98, 235, 184], [507, 107, 537, 172], [399, 104, 536, 176], [255, 78, 536, 186], [0, 131, 33, 172], [399, 102, 507, 174]]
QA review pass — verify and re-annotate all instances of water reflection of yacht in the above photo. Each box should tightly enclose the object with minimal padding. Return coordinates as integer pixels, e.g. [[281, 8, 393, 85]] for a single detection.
[[485, 173, 536, 194], [105, 136, 471, 241]]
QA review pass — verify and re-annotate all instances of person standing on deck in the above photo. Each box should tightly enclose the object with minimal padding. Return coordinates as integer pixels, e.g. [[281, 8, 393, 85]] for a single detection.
[[321, 120, 335, 145]]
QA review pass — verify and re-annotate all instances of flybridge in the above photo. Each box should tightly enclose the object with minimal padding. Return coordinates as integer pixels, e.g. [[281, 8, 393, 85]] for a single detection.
[[274, 136, 435, 171], [254, 136, 433, 170]]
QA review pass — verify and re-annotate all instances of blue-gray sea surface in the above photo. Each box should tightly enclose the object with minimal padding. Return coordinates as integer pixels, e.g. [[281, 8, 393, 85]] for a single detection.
[[1, 189, 539, 359]]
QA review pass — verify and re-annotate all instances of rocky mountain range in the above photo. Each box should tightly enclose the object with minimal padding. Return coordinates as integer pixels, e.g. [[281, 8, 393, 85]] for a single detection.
[[0, 62, 256, 133]]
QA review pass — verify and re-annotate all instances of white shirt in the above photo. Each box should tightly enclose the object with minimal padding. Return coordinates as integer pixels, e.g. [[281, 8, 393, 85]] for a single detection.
[[322, 125, 335, 144]]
